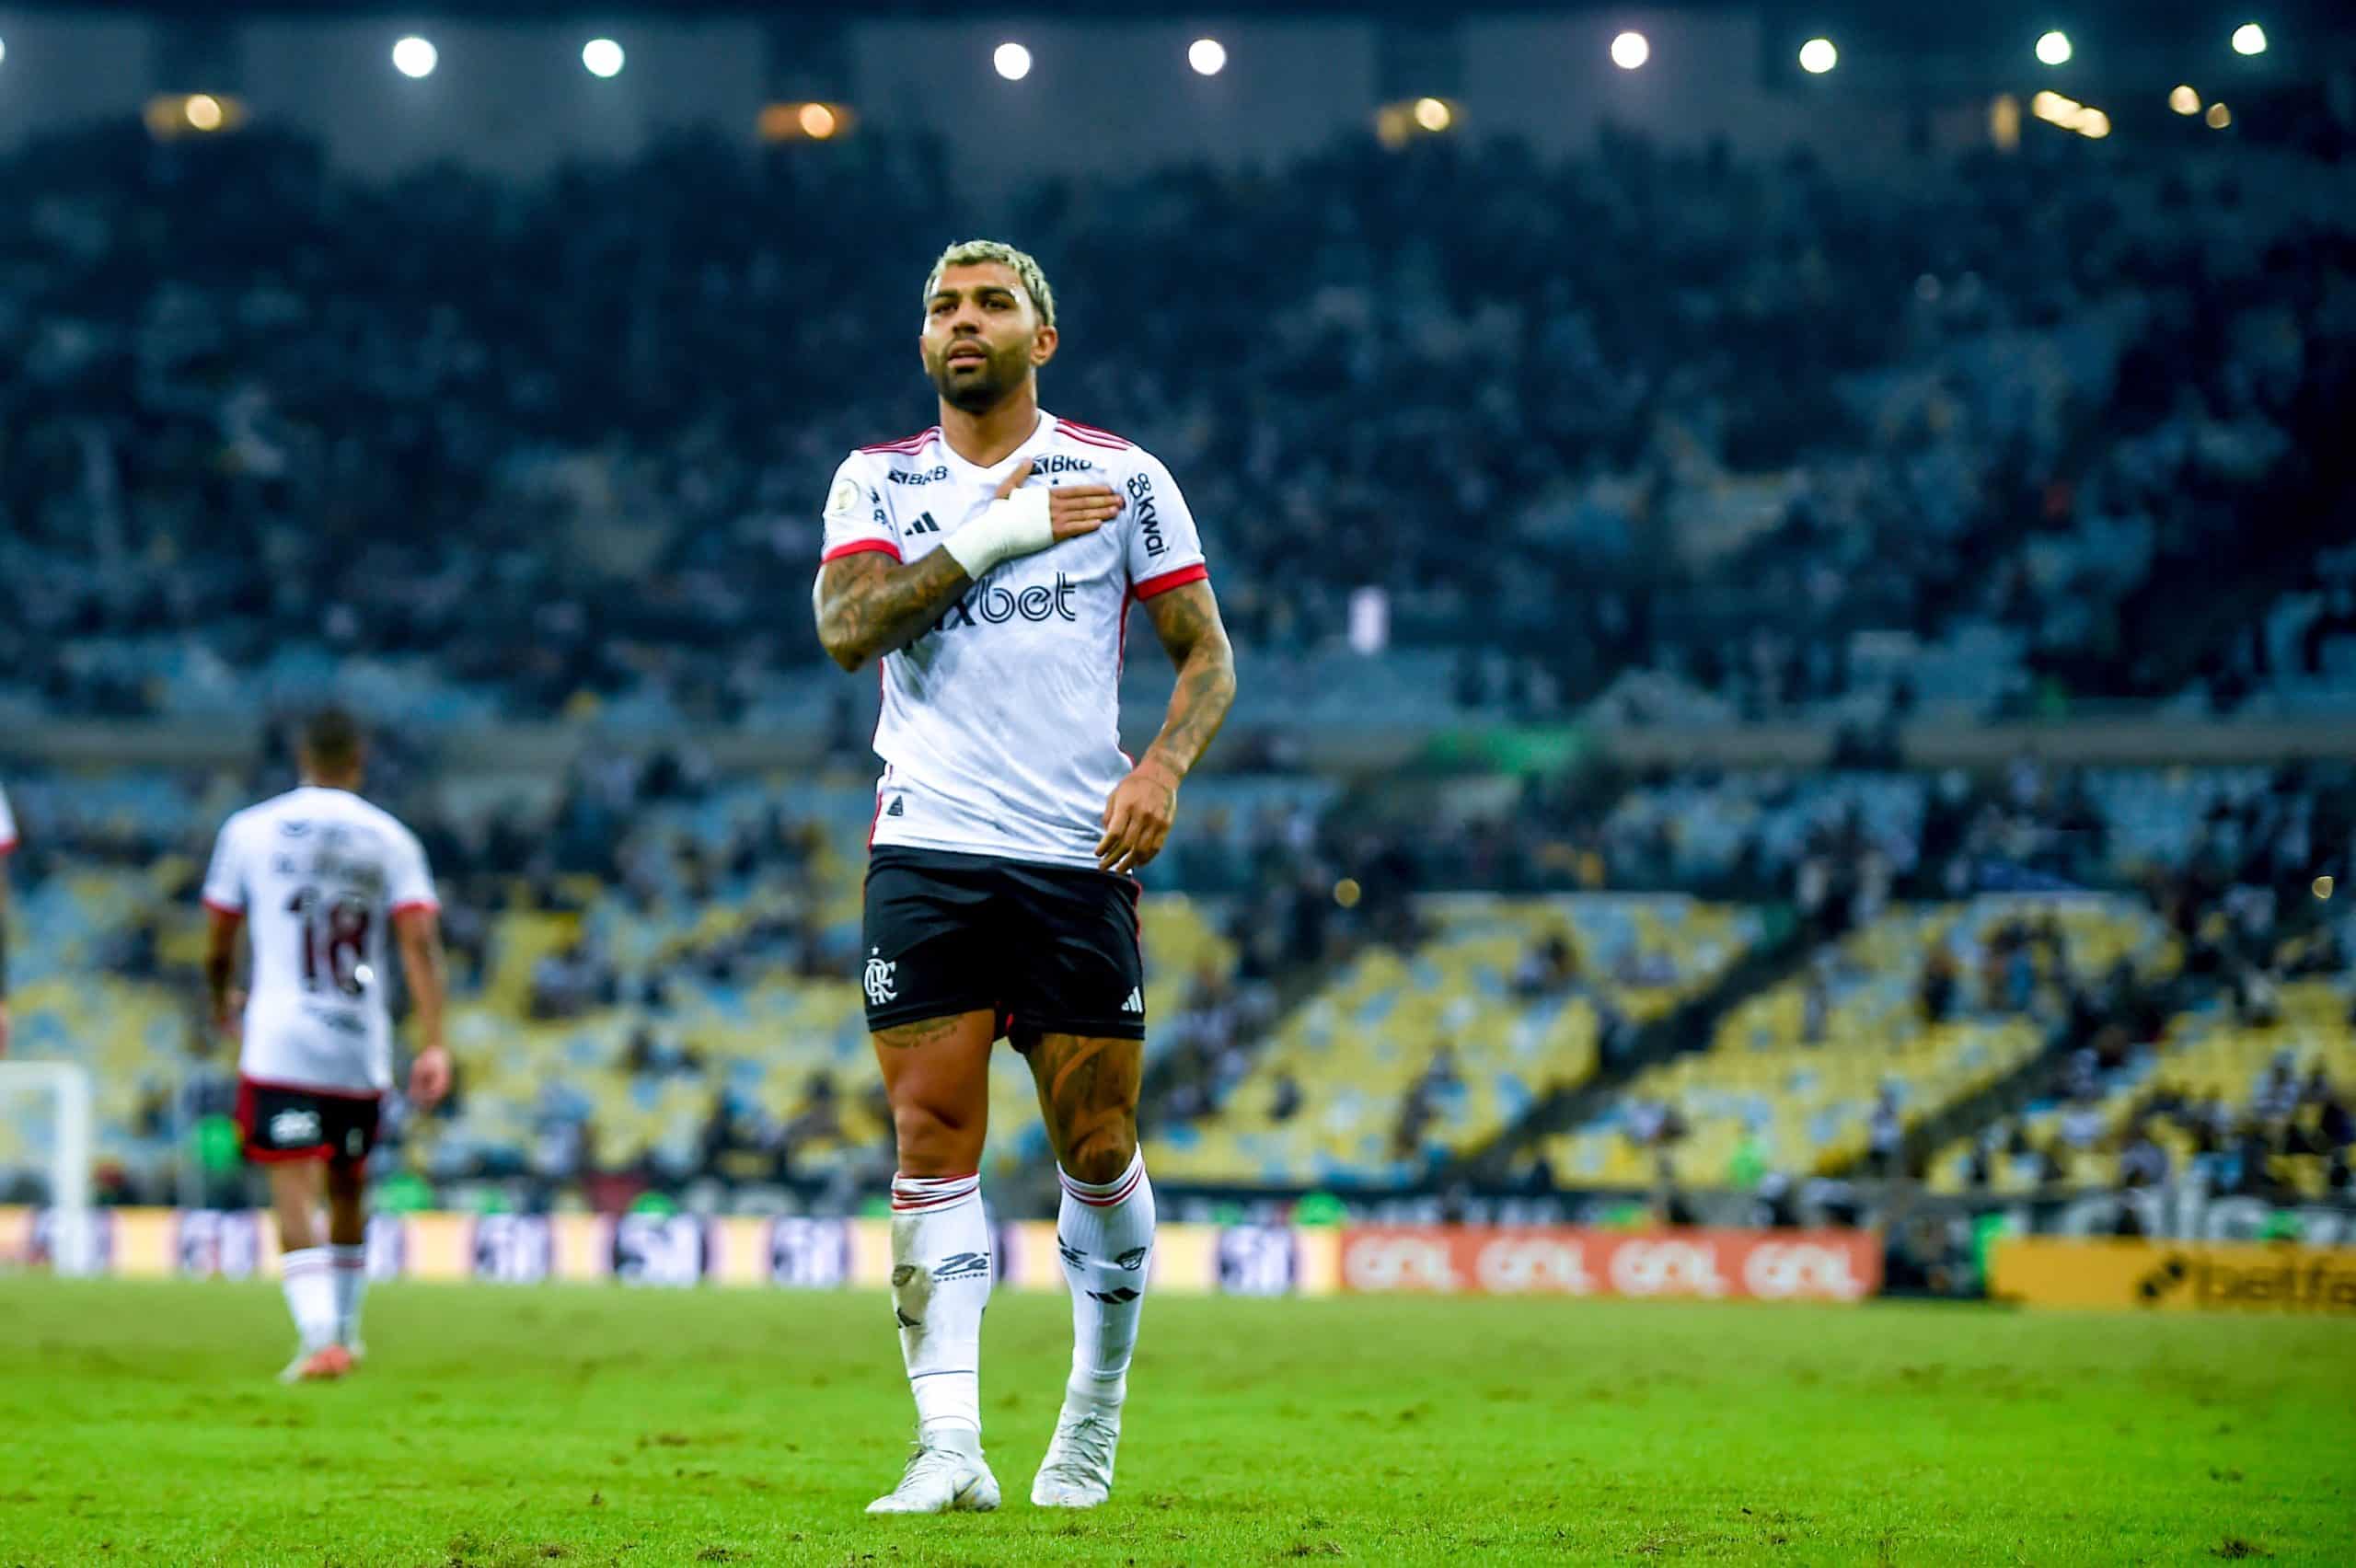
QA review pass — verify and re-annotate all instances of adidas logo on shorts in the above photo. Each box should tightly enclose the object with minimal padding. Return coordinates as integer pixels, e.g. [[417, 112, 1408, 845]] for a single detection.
[[1121, 986, 1144, 1014]]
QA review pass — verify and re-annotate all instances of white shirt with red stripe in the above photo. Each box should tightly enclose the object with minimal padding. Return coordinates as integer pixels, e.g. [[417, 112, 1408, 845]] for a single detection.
[[201, 785, 439, 1095], [819, 411, 1210, 871], [0, 780, 16, 856]]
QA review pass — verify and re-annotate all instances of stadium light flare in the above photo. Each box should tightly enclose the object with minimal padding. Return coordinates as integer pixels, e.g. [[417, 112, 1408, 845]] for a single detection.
[[2207, 101, 2233, 129], [186, 93, 224, 131], [2035, 30, 2073, 66], [2317, 875, 2337, 901], [994, 41, 1033, 80], [800, 103, 837, 139], [1798, 38, 1838, 75], [0, 38, 8, 68], [582, 39, 624, 78], [1611, 31, 1650, 70], [1188, 38, 1227, 76], [391, 37, 437, 79], [2231, 23, 2268, 56], [1413, 96, 1451, 132], [2170, 85, 2201, 115], [2031, 89, 2112, 140]]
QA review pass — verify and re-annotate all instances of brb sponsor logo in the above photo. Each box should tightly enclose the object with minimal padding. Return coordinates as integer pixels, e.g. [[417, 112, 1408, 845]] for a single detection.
[[929, 571, 1080, 636], [1033, 455, 1096, 476], [888, 465, 950, 486], [1126, 473, 1166, 558]]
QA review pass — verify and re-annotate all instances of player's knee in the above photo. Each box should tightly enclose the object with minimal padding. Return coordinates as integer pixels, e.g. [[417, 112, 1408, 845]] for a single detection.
[[892, 1097, 983, 1174], [1061, 1121, 1138, 1186]]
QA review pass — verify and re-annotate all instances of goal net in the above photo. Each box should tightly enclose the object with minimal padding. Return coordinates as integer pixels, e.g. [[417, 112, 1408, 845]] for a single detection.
[[0, 1060, 98, 1275]]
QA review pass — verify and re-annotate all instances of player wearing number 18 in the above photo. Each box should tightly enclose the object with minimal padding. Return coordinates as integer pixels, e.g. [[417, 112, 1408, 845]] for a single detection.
[[200, 709, 452, 1383]]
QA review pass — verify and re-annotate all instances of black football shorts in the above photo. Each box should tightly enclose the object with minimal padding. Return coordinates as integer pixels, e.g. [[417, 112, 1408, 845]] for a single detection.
[[861, 847, 1145, 1042], [237, 1077, 383, 1164]]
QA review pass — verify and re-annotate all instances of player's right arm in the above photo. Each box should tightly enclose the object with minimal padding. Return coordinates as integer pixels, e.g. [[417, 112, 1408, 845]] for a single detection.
[[394, 906, 451, 1109], [814, 457, 1121, 672], [389, 829, 451, 1109]]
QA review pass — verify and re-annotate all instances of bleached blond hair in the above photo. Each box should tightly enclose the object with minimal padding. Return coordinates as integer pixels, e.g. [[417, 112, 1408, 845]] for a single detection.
[[923, 238, 1057, 329]]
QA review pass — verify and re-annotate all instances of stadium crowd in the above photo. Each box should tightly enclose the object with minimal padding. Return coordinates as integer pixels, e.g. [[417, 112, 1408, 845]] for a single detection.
[[2, 122, 2350, 734]]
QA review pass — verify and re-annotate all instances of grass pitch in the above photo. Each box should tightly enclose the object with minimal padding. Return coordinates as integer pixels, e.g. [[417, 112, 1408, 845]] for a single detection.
[[0, 1278, 2349, 1565]]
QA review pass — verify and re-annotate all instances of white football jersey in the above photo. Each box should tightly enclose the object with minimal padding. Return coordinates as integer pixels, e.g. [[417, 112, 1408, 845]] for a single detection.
[[819, 411, 1210, 870], [201, 786, 438, 1094], [0, 780, 16, 855]]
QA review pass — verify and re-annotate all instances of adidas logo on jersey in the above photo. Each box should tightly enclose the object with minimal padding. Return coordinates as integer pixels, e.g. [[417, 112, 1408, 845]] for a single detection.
[[1121, 986, 1144, 1014], [906, 512, 941, 535], [885, 798, 905, 818]]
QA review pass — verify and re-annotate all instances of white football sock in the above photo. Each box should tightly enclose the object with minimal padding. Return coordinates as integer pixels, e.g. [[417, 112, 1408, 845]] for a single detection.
[[1055, 1149, 1154, 1412], [280, 1247, 338, 1353], [330, 1243, 367, 1348], [888, 1172, 992, 1447]]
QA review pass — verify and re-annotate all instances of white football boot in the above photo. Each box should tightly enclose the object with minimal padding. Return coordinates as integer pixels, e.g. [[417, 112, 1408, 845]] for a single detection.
[[1030, 1405, 1121, 1508], [865, 1434, 1000, 1515]]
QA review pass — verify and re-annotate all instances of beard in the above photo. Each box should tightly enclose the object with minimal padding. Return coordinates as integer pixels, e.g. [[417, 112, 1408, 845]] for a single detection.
[[927, 340, 1028, 411]]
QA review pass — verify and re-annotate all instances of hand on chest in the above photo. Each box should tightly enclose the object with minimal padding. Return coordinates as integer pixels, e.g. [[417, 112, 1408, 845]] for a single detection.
[[889, 473, 1125, 588]]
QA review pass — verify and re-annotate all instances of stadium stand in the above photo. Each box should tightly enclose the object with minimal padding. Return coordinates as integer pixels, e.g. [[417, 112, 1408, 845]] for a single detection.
[[3, 125, 2350, 736]]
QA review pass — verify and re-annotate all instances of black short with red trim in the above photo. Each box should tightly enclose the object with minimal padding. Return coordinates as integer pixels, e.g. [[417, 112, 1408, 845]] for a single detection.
[[237, 1077, 383, 1164], [861, 847, 1145, 1042]]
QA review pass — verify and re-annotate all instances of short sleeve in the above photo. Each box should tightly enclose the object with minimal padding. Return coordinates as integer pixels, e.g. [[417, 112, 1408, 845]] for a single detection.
[[0, 783, 16, 854], [818, 454, 901, 565], [389, 829, 440, 917], [201, 816, 247, 916], [1125, 453, 1209, 601]]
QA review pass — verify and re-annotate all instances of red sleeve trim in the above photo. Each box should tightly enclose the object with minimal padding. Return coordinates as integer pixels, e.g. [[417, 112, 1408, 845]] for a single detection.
[[202, 896, 244, 918], [0, 837, 16, 857], [391, 899, 442, 917], [822, 538, 903, 565], [1133, 562, 1210, 602]]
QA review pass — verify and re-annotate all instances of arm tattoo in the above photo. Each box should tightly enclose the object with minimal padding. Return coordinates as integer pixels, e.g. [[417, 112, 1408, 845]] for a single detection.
[[1139, 582, 1239, 780], [814, 551, 974, 672]]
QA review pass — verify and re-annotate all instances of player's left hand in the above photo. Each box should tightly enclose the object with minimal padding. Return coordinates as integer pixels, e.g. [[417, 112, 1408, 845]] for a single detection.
[[410, 1045, 453, 1110], [1098, 756, 1181, 875]]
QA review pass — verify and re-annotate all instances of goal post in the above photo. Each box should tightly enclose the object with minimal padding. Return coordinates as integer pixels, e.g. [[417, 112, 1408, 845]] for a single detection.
[[0, 1060, 97, 1276]]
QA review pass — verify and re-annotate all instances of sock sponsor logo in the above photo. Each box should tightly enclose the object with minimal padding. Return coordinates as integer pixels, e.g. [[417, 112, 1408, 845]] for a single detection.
[[1086, 1286, 1141, 1304], [932, 1251, 991, 1281], [1114, 1246, 1149, 1271], [892, 1264, 918, 1287], [1057, 1237, 1086, 1269], [895, 1307, 922, 1329]]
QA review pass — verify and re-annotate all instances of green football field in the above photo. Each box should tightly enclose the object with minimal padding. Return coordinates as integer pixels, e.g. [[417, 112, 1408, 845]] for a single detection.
[[1, 1278, 2350, 1565]]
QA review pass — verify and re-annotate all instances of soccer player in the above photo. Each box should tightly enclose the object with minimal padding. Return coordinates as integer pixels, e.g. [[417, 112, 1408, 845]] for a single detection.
[[814, 240, 1237, 1514], [200, 709, 451, 1381], [0, 777, 15, 1058]]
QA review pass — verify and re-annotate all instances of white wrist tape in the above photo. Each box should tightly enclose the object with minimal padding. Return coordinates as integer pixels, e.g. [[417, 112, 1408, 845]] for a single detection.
[[942, 485, 1053, 579]]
